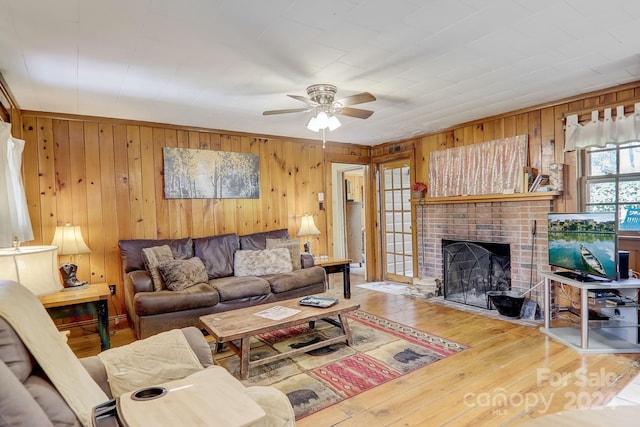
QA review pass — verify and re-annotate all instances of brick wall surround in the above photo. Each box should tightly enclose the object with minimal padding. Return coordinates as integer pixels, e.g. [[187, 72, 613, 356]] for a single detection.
[[415, 199, 556, 312]]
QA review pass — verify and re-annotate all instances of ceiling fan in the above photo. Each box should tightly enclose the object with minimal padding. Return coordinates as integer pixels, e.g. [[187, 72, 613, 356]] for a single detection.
[[263, 84, 376, 132]]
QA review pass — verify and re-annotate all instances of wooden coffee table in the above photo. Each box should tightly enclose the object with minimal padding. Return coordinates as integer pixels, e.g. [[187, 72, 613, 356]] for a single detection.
[[199, 294, 360, 379]]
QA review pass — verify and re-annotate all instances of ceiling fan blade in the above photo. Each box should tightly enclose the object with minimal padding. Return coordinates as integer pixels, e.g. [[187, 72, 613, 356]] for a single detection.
[[287, 94, 317, 106], [335, 92, 376, 107], [263, 107, 313, 116], [339, 107, 374, 119]]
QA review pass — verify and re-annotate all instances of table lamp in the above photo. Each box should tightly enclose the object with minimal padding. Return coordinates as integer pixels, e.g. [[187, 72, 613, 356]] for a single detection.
[[51, 224, 91, 290], [0, 245, 62, 296], [297, 214, 321, 258]]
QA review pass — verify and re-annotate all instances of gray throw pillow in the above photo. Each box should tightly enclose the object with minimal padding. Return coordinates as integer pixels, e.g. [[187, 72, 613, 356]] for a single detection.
[[158, 257, 209, 291], [141, 245, 174, 291], [234, 248, 293, 277], [266, 238, 301, 270]]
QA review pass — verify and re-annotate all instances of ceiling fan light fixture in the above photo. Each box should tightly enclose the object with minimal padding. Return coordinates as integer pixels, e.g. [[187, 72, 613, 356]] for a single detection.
[[316, 111, 329, 129], [327, 115, 341, 131], [306, 116, 321, 132]]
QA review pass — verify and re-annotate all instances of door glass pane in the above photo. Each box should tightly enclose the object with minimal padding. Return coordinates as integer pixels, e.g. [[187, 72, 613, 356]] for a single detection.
[[380, 160, 413, 282]]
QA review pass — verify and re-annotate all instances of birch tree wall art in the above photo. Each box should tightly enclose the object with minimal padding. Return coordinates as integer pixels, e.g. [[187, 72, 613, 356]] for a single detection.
[[163, 147, 259, 199]]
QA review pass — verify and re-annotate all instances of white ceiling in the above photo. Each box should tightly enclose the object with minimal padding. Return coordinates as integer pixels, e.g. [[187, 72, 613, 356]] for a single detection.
[[2, 0, 640, 146]]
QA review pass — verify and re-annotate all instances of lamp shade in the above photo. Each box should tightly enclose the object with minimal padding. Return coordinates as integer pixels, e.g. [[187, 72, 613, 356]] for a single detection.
[[297, 215, 321, 237], [51, 225, 91, 255], [0, 246, 62, 295]]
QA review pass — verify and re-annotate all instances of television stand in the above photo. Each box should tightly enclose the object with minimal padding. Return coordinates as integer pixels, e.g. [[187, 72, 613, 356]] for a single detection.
[[540, 271, 640, 354], [554, 270, 610, 283]]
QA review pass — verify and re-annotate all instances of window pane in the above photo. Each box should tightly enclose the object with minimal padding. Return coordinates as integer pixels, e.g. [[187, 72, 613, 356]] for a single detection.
[[586, 180, 616, 204], [620, 145, 640, 174], [619, 179, 640, 203], [587, 150, 617, 176]]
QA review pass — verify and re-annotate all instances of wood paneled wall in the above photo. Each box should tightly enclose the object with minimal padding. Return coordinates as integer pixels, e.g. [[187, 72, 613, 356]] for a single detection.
[[16, 112, 370, 313], [372, 81, 640, 271]]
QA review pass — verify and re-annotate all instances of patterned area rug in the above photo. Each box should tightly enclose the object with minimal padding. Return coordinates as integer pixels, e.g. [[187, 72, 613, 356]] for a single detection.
[[213, 310, 467, 419]]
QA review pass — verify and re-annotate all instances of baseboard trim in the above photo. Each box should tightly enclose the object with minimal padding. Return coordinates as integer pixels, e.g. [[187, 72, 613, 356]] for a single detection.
[[55, 314, 127, 330]]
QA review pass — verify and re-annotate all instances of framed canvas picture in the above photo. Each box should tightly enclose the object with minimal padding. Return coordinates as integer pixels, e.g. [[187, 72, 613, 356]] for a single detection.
[[163, 147, 259, 199]]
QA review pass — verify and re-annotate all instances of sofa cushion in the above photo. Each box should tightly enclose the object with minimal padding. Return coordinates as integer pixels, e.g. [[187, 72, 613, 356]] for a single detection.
[[119, 238, 193, 273], [263, 266, 326, 293], [208, 276, 271, 301], [142, 245, 174, 291], [234, 248, 293, 277], [194, 234, 239, 279], [266, 238, 301, 270], [134, 284, 220, 316], [239, 229, 288, 250], [158, 257, 209, 291]]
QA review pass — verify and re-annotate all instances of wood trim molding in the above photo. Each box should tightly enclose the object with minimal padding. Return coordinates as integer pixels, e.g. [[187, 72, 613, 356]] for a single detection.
[[413, 191, 561, 205]]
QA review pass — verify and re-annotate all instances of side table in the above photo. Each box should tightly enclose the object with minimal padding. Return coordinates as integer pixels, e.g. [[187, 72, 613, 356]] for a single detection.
[[315, 257, 352, 299], [39, 283, 111, 351]]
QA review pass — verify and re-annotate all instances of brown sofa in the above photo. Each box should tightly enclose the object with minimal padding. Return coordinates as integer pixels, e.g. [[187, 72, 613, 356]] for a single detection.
[[119, 229, 326, 339]]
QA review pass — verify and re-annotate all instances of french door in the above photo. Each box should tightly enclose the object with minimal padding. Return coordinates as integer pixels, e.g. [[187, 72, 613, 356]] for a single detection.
[[380, 160, 413, 283]]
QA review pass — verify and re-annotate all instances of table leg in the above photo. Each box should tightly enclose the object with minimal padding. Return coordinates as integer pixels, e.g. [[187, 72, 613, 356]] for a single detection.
[[338, 314, 353, 345], [239, 336, 251, 380], [343, 263, 351, 299], [96, 300, 111, 351]]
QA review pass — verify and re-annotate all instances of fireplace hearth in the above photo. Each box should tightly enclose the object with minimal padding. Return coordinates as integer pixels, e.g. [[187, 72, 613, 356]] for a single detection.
[[443, 240, 511, 309]]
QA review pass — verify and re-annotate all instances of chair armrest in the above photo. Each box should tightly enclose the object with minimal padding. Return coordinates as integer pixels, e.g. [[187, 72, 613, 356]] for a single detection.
[[301, 253, 315, 269]]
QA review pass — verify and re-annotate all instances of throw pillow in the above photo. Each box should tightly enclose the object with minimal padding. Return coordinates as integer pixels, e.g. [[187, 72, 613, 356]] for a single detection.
[[234, 248, 293, 277], [266, 238, 301, 270], [157, 257, 209, 291], [141, 245, 174, 291]]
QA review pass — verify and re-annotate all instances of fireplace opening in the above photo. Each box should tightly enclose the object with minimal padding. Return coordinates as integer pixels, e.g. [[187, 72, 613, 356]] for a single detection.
[[442, 240, 511, 309]]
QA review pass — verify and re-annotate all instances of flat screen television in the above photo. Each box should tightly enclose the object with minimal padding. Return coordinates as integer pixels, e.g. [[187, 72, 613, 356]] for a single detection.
[[547, 212, 617, 282]]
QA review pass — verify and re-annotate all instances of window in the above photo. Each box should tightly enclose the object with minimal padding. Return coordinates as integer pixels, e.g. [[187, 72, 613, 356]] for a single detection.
[[583, 142, 640, 231]]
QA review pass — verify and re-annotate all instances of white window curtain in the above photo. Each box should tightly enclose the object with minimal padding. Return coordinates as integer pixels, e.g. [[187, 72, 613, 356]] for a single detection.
[[0, 120, 33, 247], [565, 103, 640, 151], [429, 135, 528, 197]]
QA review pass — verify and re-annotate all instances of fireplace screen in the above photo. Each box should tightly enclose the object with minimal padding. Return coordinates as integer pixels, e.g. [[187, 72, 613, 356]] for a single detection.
[[443, 240, 511, 309]]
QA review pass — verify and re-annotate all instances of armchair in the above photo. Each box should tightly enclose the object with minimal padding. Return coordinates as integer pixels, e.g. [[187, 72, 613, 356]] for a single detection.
[[0, 280, 294, 427]]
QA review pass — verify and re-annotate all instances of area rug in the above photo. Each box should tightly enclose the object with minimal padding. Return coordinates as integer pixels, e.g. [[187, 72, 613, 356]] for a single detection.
[[213, 310, 467, 419], [356, 281, 407, 295]]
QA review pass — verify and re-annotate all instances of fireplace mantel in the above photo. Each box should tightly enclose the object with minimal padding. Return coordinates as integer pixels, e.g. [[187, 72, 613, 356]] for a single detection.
[[411, 191, 561, 205]]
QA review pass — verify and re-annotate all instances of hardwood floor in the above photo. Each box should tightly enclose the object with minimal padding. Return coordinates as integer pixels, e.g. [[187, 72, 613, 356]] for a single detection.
[[68, 268, 640, 426]]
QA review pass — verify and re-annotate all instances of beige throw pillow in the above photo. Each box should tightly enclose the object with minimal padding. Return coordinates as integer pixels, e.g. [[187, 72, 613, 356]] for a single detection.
[[234, 248, 293, 277], [266, 238, 302, 270], [158, 257, 209, 291], [141, 245, 174, 291]]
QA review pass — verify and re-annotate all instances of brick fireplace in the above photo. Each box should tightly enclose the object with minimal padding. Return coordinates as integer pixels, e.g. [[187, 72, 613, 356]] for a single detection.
[[414, 195, 557, 313]]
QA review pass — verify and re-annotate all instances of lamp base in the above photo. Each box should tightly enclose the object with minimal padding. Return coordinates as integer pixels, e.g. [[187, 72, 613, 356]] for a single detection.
[[303, 241, 317, 260], [59, 263, 89, 291]]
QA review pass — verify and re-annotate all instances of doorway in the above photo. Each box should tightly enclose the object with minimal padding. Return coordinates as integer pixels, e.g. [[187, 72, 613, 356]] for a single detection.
[[380, 160, 413, 283], [331, 163, 367, 280]]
